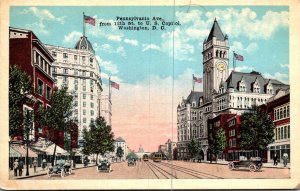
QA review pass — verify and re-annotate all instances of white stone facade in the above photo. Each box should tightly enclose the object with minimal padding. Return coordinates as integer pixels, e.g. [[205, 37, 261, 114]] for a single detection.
[[45, 44, 103, 146], [177, 19, 289, 161]]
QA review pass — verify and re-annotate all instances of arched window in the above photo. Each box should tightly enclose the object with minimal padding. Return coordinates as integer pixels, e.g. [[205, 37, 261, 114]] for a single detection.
[[216, 50, 219, 57]]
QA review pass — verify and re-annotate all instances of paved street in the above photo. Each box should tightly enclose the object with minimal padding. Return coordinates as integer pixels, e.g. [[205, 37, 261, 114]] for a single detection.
[[29, 160, 290, 179]]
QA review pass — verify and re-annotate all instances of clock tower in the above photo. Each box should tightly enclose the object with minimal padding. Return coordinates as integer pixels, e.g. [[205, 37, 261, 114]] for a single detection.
[[202, 19, 229, 103]]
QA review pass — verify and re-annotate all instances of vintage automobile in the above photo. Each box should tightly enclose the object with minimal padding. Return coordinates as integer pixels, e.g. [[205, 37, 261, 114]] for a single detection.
[[97, 159, 111, 173], [127, 158, 136, 166], [228, 156, 263, 172], [47, 160, 72, 177]]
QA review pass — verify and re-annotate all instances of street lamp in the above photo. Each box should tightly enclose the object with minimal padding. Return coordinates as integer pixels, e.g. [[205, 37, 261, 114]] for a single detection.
[[24, 109, 33, 176]]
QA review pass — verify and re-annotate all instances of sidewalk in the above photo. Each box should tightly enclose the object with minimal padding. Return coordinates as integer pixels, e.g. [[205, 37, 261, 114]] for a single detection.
[[182, 160, 290, 169], [9, 163, 96, 179]]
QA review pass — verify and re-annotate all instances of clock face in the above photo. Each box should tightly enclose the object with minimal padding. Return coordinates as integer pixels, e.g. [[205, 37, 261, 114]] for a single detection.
[[217, 63, 226, 71]]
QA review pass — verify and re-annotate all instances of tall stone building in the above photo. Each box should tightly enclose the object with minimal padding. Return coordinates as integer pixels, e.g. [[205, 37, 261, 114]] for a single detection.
[[177, 19, 289, 161], [45, 36, 103, 147]]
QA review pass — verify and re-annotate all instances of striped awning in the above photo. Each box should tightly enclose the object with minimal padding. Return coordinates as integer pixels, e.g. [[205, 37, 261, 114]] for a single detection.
[[10, 145, 38, 158], [10, 147, 21, 157]]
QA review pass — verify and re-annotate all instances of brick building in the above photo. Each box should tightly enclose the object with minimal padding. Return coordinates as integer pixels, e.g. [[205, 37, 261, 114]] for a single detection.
[[9, 27, 78, 149]]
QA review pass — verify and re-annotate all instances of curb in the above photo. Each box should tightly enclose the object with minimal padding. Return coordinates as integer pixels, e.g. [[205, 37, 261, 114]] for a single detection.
[[180, 161, 290, 169], [12, 164, 97, 179]]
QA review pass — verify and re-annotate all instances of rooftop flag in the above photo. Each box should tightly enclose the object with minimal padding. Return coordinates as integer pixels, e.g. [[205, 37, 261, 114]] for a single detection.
[[193, 76, 202, 83], [110, 81, 120, 90], [234, 52, 244, 61], [84, 15, 96, 26]]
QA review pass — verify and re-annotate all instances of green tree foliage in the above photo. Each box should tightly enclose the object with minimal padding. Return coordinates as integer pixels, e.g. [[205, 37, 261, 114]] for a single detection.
[[187, 139, 199, 159], [210, 128, 226, 162], [38, 86, 74, 165], [116, 146, 124, 161], [9, 65, 33, 138], [126, 152, 138, 160], [239, 108, 275, 150], [82, 116, 115, 164]]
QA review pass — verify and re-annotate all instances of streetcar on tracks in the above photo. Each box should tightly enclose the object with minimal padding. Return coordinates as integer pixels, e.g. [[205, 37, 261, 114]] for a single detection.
[[143, 154, 149, 161], [153, 152, 162, 162]]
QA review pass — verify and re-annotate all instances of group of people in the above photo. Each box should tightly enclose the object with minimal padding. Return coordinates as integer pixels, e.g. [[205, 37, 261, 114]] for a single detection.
[[273, 153, 289, 167], [13, 158, 48, 177], [13, 159, 24, 176]]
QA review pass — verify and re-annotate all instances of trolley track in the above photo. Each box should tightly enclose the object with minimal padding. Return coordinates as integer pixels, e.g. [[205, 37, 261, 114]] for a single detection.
[[146, 161, 178, 179], [159, 161, 223, 179]]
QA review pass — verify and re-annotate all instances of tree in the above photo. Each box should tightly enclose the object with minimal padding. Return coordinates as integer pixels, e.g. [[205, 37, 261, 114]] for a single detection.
[[116, 146, 124, 162], [210, 128, 226, 163], [187, 139, 199, 159], [9, 65, 33, 138], [239, 108, 275, 151], [82, 116, 115, 164], [38, 86, 74, 165]]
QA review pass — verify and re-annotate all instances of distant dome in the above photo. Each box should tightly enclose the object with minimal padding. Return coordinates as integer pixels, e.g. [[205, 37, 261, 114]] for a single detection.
[[138, 145, 144, 153], [74, 36, 95, 54]]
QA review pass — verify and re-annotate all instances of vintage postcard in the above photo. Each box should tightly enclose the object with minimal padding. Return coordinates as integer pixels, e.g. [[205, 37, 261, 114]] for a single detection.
[[0, 0, 300, 190]]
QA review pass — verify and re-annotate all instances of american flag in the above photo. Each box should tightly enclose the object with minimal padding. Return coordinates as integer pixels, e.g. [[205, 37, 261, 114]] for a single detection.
[[234, 53, 244, 61], [84, 15, 96, 26], [110, 81, 120, 90], [193, 76, 202, 83]]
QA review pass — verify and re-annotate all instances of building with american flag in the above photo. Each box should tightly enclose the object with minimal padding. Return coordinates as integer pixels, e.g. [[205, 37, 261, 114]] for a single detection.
[[45, 35, 103, 148], [177, 19, 289, 160]]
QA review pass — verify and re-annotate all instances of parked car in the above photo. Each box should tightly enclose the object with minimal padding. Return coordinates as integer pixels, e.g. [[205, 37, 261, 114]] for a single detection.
[[97, 159, 111, 173], [228, 156, 262, 172]]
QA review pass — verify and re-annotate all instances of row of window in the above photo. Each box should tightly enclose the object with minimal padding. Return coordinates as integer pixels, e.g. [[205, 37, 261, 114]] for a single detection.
[[217, 98, 226, 111], [204, 50, 227, 61], [37, 79, 51, 100], [55, 67, 95, 78], [34, 50, 51, 76], [74, 117, 94, 124], [238, 81, 273, 94], [74, 109, 95, 116], [274, 104, 290, 121], [52, 51, 94, 62], [274, 124, 290, 140], [74, 101, 95, 108]]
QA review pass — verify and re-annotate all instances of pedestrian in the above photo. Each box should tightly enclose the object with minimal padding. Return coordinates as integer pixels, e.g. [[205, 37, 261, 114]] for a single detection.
[[273, 153, 278, 166], [13, 159, 18, 176], [283, 153, 288, 167], [42, 158, 46, 170], [18, 159, 24, 176], [33, 158, 37, 173]]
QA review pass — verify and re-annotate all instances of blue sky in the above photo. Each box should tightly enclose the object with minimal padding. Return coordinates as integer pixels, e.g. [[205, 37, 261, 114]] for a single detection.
[[10, 6, 289, 151]]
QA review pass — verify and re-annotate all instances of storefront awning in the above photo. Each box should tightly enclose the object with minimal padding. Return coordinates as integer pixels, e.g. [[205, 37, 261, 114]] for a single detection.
[[10, 145, 38, 158], [10, 147, 21, 157]]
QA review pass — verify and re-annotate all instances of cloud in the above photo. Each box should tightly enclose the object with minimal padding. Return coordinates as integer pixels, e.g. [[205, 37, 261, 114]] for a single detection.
[[160, 8, 288, 61], [124, 38, 139, 46], [229, 66, 255, 74], [280, 64, 289, 68], [21, 7, 65, 24], [63, 31, 82, 44], [263, 72, 289, 84], [21, 7, 65, 35], [161, 28, 195, 61], [25, 20, 49, 35], [96, 56, 119, 75], [116, 46, 126, 57], [142, 44, 161, 52], [231, 41, 259, 54], [107, 35, 122, 42], [103, 68, 200, 151]]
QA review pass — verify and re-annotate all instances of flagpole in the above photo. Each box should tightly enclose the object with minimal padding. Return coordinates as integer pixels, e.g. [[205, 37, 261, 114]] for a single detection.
[[233, 51, 236, 71], [83, 12, 85, 37], [192, 74, 195, 91]]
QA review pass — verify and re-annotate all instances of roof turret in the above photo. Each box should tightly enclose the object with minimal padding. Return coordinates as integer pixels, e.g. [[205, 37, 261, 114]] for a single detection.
[[74, 36, 95, 54], [207, 18, 225, 42]]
